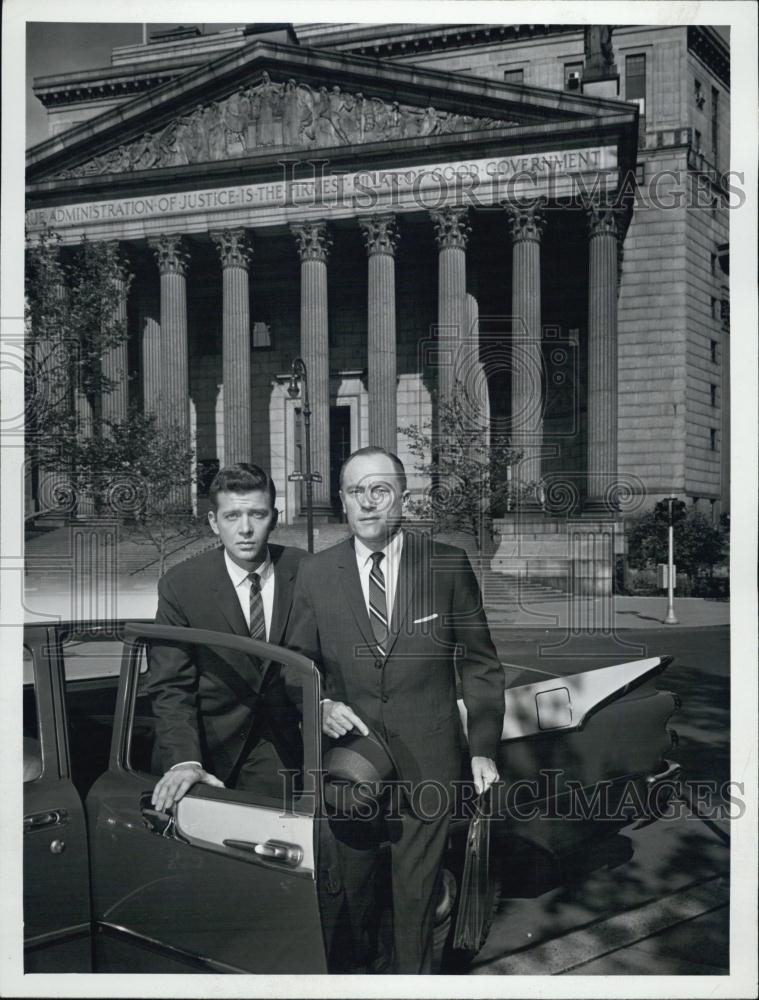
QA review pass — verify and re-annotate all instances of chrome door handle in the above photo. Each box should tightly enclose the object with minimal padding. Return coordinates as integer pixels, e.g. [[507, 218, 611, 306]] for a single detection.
[[24, 808, 69, 833], [223, 838, 303, 867]]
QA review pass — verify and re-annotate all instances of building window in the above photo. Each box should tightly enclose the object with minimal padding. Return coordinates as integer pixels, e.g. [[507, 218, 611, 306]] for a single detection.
[[625, 54, 646, 108], [710, 384, 717, 407], [720, 297, 730, 329], [503, 68, 524, 85], [694, 128, 703, 153], [711, 296, 720, 321], [694, 78, 705, 108], [711, 87, 720, 161], [564, 62, 582, 90], [710, 339, 718, 364], [710, 251, 717, 276], [710, 428, 717, 451]]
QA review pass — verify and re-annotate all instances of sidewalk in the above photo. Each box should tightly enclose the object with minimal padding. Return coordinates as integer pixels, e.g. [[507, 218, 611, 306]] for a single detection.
[[489, 595, 730, 631], [24, 522, 730, 629]]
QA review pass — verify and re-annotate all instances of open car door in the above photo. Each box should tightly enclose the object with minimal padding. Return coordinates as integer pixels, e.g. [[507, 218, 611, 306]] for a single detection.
[[86, 624, 328, 974], [23, 629, 92, 972]]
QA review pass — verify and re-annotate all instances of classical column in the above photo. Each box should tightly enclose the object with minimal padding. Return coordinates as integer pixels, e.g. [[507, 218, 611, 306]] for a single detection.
[[430, 207, 471, 404], [585, 205, 620, 512], [465, 292, 490, 430], [506, 202, 546, 497], [359, 214, 399, 451], [38, 277, 73, 515], [149, 233, 191, 508], [291, 220, 332, 516], [211, 228, 253, 466], [139, 279, 162, 417], [101, 254, 129, 427]]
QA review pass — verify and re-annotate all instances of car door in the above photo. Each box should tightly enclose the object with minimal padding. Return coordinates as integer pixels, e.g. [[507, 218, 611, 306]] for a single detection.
[[86, 622, 329, 974], [23, 627, 92, 972]]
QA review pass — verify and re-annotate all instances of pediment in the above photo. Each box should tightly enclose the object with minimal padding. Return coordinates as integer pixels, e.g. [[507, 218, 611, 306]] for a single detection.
[[52, 72, 521, 180], [27, 41, 637, 185]]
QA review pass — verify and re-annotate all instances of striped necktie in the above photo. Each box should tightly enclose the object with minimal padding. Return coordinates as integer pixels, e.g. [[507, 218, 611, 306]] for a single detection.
[[248, 571, 266, 641], [368, 551, 388, 656]]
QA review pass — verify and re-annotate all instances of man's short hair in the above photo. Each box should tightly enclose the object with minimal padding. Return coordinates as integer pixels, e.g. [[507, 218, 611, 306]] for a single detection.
[[209, 463, 276, 511], [339, 447, 407, 493]]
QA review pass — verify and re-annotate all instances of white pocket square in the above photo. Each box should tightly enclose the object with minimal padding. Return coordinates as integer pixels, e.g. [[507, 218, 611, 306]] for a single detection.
[[413, 613, 438, 624]]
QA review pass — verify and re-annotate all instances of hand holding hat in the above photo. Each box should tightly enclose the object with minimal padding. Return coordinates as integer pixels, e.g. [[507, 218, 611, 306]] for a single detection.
[[321, 698, 369, 739]]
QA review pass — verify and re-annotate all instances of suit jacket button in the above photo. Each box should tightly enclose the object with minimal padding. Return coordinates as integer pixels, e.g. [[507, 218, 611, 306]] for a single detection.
[[374, 659, 383, 670]]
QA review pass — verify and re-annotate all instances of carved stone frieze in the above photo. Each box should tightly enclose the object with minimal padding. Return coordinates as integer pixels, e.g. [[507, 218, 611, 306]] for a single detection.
[[53, 71, 518, 179]]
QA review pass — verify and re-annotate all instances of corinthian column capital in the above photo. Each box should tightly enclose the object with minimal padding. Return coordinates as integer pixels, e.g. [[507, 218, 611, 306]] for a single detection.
[[210, 228, 253, 270], [586, 203, 622, 240], [430, 207, 471, 250], [149, 234, 190, 276], [291, 220, 332, 263], [505, 201, 546, 244], [358, 214, 400, 257]]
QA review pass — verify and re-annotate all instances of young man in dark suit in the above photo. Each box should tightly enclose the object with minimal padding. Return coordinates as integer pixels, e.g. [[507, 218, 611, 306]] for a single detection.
[[285, 447, 505, 974], [148, 463, 308, 813]]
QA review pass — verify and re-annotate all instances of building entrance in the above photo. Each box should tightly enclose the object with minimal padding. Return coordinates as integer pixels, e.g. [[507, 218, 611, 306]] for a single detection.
[[330, 406, 351, 517]]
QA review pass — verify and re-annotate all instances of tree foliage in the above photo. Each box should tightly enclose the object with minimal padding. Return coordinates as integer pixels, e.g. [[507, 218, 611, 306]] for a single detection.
[[25, 227, 132, 490], [398, 381, 532, 553], [81, 409, 201, 576], [627, 508, 728, 582]]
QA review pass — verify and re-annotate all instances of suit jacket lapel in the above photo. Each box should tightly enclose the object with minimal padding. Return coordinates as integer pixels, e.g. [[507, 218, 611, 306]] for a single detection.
[[337, 539, 379, 651], [269, 545, 295, 647], [385, 529, 422, 660], [209, 549, 250, 637]]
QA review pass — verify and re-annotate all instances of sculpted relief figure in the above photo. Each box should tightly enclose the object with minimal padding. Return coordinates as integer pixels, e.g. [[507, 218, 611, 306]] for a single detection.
[[56, 73, 516, 178]]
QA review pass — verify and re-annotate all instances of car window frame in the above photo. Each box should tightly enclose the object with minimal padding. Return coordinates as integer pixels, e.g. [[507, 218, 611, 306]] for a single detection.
[[23, 645, 44, 785], [113, 622, 324, 818], [23, 627, 69, 785]]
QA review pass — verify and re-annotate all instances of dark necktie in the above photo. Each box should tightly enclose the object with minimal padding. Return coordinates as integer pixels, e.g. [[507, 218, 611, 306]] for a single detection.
[[368, 551, 388, 656], [248, 571, 266, 641]]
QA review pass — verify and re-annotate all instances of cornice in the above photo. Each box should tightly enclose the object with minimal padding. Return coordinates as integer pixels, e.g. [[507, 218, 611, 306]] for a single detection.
[[687, 26, 730, 89], [296, 22, 581, 58]]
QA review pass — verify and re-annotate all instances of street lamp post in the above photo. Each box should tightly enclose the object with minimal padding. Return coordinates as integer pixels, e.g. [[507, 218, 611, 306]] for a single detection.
[[287, 357, 321, 554], [664, 492, 679, 625]]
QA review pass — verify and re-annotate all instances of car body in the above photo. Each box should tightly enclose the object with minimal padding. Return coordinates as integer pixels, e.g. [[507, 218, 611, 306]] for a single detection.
[[23, 617, 680, 973]]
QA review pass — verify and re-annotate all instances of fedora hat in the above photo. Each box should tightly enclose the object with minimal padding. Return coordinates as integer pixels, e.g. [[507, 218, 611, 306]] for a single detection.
[[323, 727, 398, 814]]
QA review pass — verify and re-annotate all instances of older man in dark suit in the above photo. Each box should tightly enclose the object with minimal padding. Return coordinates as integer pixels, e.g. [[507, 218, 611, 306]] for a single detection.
[[286, 447, 505, 974], [148, 463, 308, 813]]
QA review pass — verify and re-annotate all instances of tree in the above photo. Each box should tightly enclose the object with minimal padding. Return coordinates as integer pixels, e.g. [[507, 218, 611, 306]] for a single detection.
[[25, 227, 132, 511], [82, 410, 201, 577], [627, 507, 728, 590], [398, 381, 531, 561]]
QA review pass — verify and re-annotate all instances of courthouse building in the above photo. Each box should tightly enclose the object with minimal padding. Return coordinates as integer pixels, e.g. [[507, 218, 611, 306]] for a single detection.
[[25, 22, 730, 592]]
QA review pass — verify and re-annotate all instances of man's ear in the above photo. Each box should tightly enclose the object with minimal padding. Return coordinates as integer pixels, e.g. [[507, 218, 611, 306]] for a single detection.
[[208, 509, 219, 536], [339, 490, 347, 516], [401, 490, 411, 509], [270, 507, 279, 531]]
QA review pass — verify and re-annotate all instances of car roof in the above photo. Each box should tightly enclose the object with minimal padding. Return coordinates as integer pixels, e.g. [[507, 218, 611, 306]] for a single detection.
[[23, 587, 158, 627]]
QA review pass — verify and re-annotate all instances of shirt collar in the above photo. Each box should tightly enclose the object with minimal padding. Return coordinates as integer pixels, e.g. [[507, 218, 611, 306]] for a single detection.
[[224, 546, 273, 589], [354, 528, 404, 568]]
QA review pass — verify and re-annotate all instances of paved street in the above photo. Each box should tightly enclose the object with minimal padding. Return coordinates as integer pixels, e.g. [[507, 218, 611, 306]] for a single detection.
[[474, 624, 731, 975]]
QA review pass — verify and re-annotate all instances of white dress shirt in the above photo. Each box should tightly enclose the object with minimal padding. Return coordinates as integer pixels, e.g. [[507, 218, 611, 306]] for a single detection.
[[224, 547, 275, 640], [354, 529, 404, 626]]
